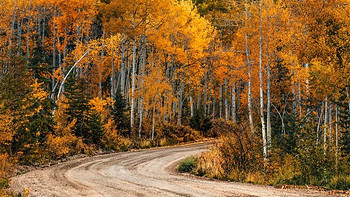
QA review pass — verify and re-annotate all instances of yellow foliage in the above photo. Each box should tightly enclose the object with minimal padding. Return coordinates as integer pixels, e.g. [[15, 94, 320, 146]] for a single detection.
[[0, 105, 14, 146], [46, 132, 77, 158], [0, 154, 11, 179], [102, 118, 131, 151]]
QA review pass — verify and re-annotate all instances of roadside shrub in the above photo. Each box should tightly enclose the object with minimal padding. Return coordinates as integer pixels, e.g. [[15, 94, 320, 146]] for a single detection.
[[272, 153, 304, 185], [218, 124, 262, 174], [178, 156, 197, 173], [193, 123, 263, 182], [0, 154, 12, 197], [328, 175, 350, 190], [195, 148, 224, 179], [0, 154, 12, 179]]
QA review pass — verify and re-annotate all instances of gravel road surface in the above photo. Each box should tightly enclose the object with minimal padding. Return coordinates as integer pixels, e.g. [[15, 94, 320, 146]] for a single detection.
[[11, 143, 337, 197]]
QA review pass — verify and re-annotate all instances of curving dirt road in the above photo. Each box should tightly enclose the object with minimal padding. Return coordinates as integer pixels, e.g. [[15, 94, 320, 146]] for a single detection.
[[11, 143, 337, 197]]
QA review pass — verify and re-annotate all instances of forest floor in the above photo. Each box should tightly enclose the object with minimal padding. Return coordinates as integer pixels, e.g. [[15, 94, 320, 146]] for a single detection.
[[10, 142, 343, 197]]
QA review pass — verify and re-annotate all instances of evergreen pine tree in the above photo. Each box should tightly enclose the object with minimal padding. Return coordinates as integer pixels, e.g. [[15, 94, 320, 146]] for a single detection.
[[111, 88, 130, 136]]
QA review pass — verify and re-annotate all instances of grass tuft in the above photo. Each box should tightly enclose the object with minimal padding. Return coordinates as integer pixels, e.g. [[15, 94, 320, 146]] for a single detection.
[[178, 157, 197, 173]]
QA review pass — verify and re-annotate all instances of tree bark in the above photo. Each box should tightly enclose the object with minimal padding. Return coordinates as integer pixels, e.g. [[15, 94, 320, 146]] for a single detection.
[[324, 96, 328, 155], [245, 0, 254, 134], [259, 0, 267, 160], [225, 78, 229, 121], [219, 84, 223, 118], [130, 10, 137, 130], [232, 84, 237, 123]]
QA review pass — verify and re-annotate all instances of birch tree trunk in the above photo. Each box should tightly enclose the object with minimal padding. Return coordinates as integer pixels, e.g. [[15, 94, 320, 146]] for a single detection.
[[177, 81, 184, 125], [266, 36, 272, 151], [190, 96, 194, 117], [130, 35, 137, 130], [208, 66, 213, 115], [316, 105, 324, 145], [27, 0, 32, 66], [232, 84, 237, 123], [152, 104, 155, 140], [219, 84, 223, 118], [225, 78, 229, 121], [329, 102, 333, 146], [138, 36, 146, 137], [213, 97, 216, 119], [120, 39, 126, 96], [305, 63, 310, 120], [324, 96, 328, 155], [245, 0, 254, 134], [51, 14, 57, 100], [204, 63, 208, 114], [335, 106, 339, 167], [259, 0, 267, 160]]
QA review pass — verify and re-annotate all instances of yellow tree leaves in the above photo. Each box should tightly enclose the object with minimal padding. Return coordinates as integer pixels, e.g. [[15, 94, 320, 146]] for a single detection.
[[0, 104, 14, 147], [52, 0, 97, 52]]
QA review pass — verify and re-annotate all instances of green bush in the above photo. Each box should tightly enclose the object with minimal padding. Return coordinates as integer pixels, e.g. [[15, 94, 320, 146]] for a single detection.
[[328, 175, 350, 190], [178, 157, 197, 173]]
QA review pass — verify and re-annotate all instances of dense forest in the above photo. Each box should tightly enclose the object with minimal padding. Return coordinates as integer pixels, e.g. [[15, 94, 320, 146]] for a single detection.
[[1, 0, 350, 193]]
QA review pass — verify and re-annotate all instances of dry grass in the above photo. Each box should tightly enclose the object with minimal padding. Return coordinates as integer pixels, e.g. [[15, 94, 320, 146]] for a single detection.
[[195, 148, 224, 179]]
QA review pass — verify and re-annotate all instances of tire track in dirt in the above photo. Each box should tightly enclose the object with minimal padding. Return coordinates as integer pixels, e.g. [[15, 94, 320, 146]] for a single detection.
[[11, 143, 337, 197]]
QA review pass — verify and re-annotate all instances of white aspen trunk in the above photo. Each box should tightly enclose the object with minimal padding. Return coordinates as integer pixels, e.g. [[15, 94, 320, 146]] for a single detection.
[[266, 41, 272, 150], [316, 105, 324, 145], [298, 81, 302, 117], [190, 96, 194, 117], [324, 96, 328, 155], [245, 0, 254, 134], [120, 39, 126, 96], [219, 84, 223, 118], [305, 63, 310, 93], [17, 19, 23, 47], [346, 83, 350, 118], [232, 84, 237, 123], [259, 0, 267, 160], [208, 68, 213, 115], [130, 9, 137, 131], [335, 106, 339, 167], [130, 36, 137, 130], [225, 78, 229, 121], [178, 81, 184, 125], [53, 50, 90, 115], [204, 63, 208, 114], [51, 15, 57, 100], [27, 0, 32, 66], [8, 12, 16, 55], [329, 102, 333, 146], [236, 82, 241, 121], [305, 63, 310, 120], [291, 69, 297, 114], [213, 97, 216, 119], [152, 104, 155, 140], [111, 51, 115, 99], [139, 36, 146, 137], [197, 93, 201, 111]]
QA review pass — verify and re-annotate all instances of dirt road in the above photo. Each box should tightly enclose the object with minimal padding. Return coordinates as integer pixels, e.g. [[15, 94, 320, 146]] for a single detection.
[[11, 143, 336, 197]]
